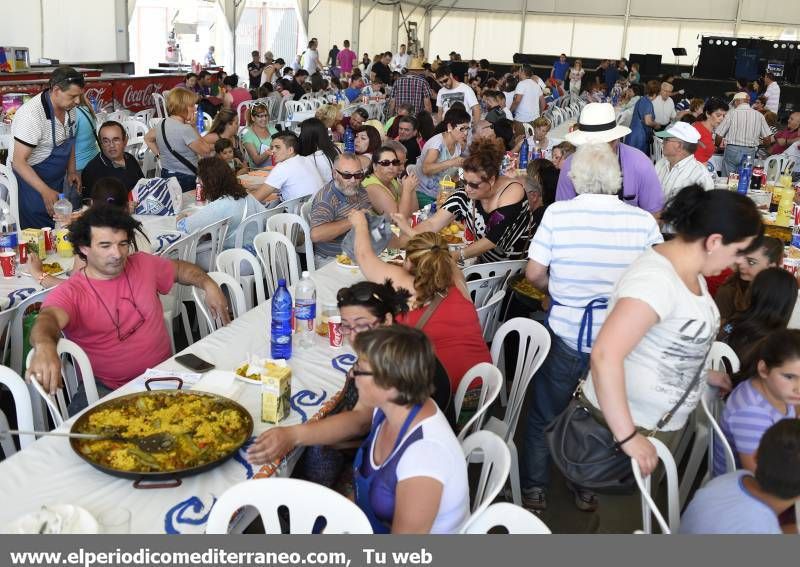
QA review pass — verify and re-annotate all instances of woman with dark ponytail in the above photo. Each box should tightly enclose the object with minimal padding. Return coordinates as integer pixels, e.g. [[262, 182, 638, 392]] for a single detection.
[[585, 185, 763, 482]]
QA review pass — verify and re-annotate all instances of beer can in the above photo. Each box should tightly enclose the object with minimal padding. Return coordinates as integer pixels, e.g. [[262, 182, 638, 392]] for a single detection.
[[42, 227, 53, 253], [328, 315, 343, 348]]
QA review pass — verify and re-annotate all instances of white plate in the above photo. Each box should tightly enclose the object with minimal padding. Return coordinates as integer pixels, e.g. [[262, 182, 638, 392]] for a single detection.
[[6, 505, 98, 534], [336, 259, 359, 270]]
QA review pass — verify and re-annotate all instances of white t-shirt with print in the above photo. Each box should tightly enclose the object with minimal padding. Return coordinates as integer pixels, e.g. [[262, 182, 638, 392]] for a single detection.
[[265, 154, 324, 201], [583, 248, 720, 431], [513, 78, 543, 123], [436, 83, 479, 117]]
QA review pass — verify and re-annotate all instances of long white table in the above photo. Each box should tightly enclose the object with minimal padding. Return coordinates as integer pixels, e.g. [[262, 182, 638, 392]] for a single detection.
[[0, 261, 365, 534]]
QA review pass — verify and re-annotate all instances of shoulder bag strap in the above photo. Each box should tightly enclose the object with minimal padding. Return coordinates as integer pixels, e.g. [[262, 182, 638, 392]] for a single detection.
[[414, 292, 446, 330], [78, 107, 101, 148], [160, 119, 198, 174], [653, 345, 713, 432]]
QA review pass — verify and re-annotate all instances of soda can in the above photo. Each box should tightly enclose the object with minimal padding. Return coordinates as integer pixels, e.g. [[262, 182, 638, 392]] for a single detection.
[[18, 242, 27, 264], [42, 227, 53, 253], [782, 257, 800, 277], [328, 315, 343, 348], [793, 202, 800, 227], [411, 211, 421, 228], [195, 179, 205, 203]]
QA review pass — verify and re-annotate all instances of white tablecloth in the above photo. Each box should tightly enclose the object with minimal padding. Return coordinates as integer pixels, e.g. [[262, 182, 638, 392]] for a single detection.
[[0, 262, 365, 533]]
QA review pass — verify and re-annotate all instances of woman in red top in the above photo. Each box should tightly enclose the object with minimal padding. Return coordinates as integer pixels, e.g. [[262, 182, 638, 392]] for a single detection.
[[348, 211, 491, 392], [693, 97, 728, 164]]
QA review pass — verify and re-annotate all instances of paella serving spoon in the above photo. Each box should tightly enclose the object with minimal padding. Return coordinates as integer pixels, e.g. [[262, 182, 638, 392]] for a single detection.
[[1, 430, 176, 452]]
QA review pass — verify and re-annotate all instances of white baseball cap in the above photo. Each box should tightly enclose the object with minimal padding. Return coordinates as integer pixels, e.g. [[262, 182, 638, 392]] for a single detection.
[[654, 121, 701, 144]]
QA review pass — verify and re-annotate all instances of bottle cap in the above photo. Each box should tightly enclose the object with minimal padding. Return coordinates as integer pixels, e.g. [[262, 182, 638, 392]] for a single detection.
[[301, 271, 310, 278], [278, 278, 286, 287], [58, 193, 64, 199]]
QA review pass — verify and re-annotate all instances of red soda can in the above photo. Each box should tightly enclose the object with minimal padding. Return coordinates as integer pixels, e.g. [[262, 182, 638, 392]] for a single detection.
[[42, 227, 53, 254], [793, 202, 800, 227], [18, 242, 27, 264], [328, 316, 343, 348], [195, 179, 204, 203]]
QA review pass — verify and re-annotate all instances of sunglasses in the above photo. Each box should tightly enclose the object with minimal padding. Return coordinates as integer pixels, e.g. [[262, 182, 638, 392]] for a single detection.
[[336, 169, 365, 180], [252, 113, 268, 118], [465, 179, 488, 189], [376, 159, 401, 167]]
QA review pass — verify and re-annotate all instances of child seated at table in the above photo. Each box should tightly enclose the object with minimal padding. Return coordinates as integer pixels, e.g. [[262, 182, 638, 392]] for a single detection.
[[715, 329, 800, 476], [680, 419, 800, 534], [214, 138, 247, 176]]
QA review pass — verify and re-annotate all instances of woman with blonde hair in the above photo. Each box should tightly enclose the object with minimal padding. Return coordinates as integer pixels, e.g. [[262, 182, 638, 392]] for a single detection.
[[144, 87, 213, 190], [513, 116, 554, 159], [348, 211, 491, 393], [315, 103, 344, 141], [568, 59, 585, 96], [240, 101, 276, 167]]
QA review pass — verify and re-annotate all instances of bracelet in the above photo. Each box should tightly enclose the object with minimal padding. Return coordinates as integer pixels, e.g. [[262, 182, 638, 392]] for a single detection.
[[615, 430, 638, 448]]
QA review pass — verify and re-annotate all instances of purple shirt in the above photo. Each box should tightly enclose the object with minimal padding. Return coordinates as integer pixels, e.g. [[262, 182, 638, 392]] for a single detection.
[[555, 143, 664, 213]]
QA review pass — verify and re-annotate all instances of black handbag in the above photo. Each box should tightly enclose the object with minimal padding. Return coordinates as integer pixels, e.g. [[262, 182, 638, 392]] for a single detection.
[[545, 358, 708, 494]]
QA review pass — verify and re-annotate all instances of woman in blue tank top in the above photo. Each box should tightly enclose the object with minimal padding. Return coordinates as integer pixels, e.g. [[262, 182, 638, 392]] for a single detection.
[[247, 325, 470, 533]]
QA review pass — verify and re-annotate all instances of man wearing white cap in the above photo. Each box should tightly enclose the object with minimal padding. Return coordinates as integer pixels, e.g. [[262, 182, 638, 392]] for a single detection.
[[556, 102, 664, 214], [716, 92, 773, 177], [654, 122, 714, 202]]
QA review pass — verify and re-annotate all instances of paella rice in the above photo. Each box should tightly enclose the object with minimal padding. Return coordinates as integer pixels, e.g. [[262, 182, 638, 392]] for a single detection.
[[73, 392, 250, 473]]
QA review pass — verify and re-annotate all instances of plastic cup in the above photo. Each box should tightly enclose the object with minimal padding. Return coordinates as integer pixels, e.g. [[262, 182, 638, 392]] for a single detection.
[[782, 257, 800, 277], [98, 507, 131, 534], [0, 251, 15, 278], [328, 315, 343, 348]]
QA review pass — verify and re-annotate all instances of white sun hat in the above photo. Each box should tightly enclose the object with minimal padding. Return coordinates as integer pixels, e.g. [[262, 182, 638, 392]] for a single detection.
[[565, 102, 631, 145]]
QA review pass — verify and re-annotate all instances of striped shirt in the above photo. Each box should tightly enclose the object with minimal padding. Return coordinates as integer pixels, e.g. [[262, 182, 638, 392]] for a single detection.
[[655, 155, 714, 202], [443, 187, 531, 263], [528, 194, 663, 351], [391, 74, 433, 115], [716, 104, 772, 147], [715, 379, 796, 477], [11, 91, 77, 166]]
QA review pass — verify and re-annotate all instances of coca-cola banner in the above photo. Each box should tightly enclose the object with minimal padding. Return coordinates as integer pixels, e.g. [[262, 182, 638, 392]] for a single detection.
[[113, 75, 184, 112]]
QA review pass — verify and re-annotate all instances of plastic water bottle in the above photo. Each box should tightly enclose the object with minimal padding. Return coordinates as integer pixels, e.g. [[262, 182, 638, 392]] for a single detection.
[[294, 271, 317, 349], [270, 278, 293, 360], [53, 193, 73, 230], [0, 205, 18, 253], [344, 125, 355, 153], [706, 161, 718, 186], [737, 154, 753, 195], [196, 108, 204, 133], [519, 138, 529, 169]]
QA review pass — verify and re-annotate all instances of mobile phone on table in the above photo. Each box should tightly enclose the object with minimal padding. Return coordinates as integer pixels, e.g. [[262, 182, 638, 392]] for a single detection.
[[174, 353, 215, 373]]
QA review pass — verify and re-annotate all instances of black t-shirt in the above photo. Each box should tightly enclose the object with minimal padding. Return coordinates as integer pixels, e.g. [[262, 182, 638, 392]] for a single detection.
[[290, 79, 306, 101], [81, 152, 144, 195], [400, 136, 422, 165], [371, 61, 391, 84], [247, 61, 265, 89]]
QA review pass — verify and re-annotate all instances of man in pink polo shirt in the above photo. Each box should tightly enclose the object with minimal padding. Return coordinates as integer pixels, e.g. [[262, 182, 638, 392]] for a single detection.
[[27, 205, 230, 414], [337, 39, 357, 79]]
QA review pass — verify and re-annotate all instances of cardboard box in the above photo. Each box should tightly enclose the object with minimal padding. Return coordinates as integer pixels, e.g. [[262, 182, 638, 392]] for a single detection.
[[260, 361, 292, 424], [21, 229, 46, 260]]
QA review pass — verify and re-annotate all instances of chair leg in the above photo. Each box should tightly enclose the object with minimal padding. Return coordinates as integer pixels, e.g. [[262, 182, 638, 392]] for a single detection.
[[678, 426, 708, 508], [508, 440, 522, 506], [180, 304, 194, 346]]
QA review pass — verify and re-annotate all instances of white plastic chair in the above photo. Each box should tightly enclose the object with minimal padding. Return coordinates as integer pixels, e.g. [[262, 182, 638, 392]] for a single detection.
[[25, 339, 97, 428], [192, 216, 232, 272], [461, 431, 511, 519], [159, 232, 201, 350], [475, 289, 506, 342], [522, 123, 535, 139], [151, 93, 167, 119], [132, 108, 155, 124], [678, 341, 740, 507], [651, 136, 664, 164], [764, 154, 791, 185], [122, 118, 148, 152], [0, 365, 35, 455], [193, 272, 246, 336], [454, 362, 503, 442], [216, 248, 267, 309], [233, 208, 281, 249], [267, 213, 316, 272], [700, 385, 736, 476], [0, 162, 20, 225], [300, 199, 313, 227], [466, 274, 507, 309], [461, 502, 551, 534], [463, 260, 527, 285], [278, 194, 308, 216], [253, 232, 301, 295], [205, 477, 372, 534], [631, 437, 680, 534], [484, 318, 551, 506]]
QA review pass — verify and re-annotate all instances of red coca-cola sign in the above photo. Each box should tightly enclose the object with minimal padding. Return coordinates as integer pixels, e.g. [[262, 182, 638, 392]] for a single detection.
[[113, 75, 183, 112], [83, 81, 114, 109]]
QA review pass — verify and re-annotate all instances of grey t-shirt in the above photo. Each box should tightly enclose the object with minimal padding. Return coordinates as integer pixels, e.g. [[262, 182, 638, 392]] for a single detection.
[[156, 117, 199, 175]]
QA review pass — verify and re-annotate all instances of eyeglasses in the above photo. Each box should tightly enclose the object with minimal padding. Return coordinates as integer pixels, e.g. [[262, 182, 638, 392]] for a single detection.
[[346, 364, 374, 378], [100, 137, 124, 146], [456, 125, 470, 132], [341, 320, 381, 335], [252, 113, 268, 119], [336, 169, 365, 180], [376, 159, 401, 167], [465, 178, 488, 189]]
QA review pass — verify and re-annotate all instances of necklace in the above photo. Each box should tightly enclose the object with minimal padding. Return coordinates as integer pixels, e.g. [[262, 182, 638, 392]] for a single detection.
[[82, 267, 145, 342]]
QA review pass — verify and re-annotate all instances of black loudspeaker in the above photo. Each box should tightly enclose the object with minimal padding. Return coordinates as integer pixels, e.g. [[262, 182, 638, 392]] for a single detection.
[[644, 54, 662, 76]]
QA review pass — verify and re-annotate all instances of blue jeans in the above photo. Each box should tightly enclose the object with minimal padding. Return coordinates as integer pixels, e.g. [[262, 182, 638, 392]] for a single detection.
[[67, 378, 114, 416], [520, 324, 589, 490], [160, 168, 196, 192], [721, 145, 755, 178]]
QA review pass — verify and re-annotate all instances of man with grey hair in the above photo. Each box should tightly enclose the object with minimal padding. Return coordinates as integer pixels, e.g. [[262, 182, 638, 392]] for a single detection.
[[654, 122, 713, 202], [309, 153, 372, 266], [12, 66, 85, 228], [652, 81, 676, 127], [519, 141, 662, 513]]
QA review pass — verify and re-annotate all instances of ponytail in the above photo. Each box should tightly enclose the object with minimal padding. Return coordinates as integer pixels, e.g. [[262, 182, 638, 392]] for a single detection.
[[405, 232, 455, 308], [660, 186, 763, 248]]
